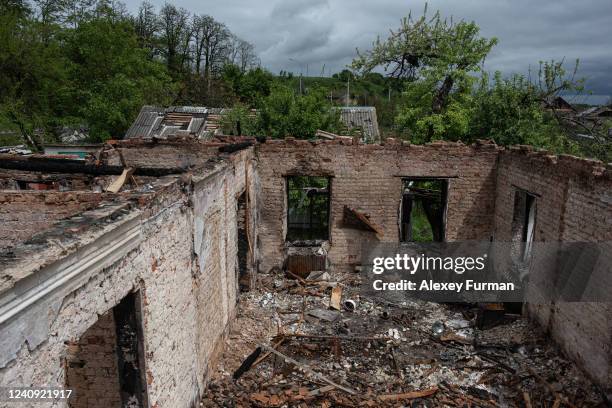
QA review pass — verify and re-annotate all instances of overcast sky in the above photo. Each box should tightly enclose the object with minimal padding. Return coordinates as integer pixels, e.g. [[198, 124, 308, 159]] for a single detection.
[[124, 0, 612, 100]]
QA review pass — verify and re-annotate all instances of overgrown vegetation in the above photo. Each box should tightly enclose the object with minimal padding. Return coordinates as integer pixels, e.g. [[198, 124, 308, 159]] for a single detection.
[[352, 6, 610, 161], [0, 1, 609, 161]]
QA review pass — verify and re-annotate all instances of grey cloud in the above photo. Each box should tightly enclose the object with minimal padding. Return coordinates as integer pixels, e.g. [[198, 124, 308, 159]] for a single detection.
[[270, 0, 329, 19], [123, 0, 612, 95]]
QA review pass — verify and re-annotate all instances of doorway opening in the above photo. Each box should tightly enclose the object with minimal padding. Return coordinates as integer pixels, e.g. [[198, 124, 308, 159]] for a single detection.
[[236, 192, 251, 292], [66, 291, 148, 407]]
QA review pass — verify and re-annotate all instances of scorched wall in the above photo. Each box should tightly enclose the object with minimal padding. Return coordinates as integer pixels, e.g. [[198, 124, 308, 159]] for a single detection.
[[255, 138, 500, 273], [0, 148, 258, 407]]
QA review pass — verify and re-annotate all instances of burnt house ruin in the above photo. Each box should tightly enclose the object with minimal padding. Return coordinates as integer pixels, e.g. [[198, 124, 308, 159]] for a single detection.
[[0, 135, 610, 406]]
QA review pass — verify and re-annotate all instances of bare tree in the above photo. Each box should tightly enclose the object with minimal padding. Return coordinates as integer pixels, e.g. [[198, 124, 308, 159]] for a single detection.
[[133, 1, 158, 52], [191, 15, 229, 78], [32, 0, 70, 25], [228, 35, 257, 72], [226, 33, 241, 66], [63, 0, 96, 28], [159, 3, 191, 74]]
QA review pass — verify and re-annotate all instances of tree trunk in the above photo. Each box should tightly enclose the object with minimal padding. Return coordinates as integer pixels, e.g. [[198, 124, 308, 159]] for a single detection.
[[432, 75, 454, 114], [427, 74, 454, 139], [9, 113, 43, 153]]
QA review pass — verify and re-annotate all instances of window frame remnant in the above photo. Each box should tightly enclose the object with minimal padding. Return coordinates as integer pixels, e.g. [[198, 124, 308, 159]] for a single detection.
[[285, 176, 331, 242], [512, 188, 537, 263], [399, 178, 448, 243]]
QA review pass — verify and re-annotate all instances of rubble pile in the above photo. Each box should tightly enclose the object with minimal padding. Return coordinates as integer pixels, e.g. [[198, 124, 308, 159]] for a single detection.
[[201, 269, 607, 407]]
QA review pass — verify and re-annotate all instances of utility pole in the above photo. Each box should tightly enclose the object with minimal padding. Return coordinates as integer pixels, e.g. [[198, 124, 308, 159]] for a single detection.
[[388, 86, 391, 102], [346, 78, 350, 107], [289, 58, 305, 95]]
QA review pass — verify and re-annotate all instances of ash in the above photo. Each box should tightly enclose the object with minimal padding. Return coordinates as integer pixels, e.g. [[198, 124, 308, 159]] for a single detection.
[[201, 269, 606, 407]]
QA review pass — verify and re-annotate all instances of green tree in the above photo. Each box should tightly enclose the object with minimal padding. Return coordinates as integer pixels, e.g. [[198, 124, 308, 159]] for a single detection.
[[64, 16, 176, 141], [257, 85, 340, 139], [0, 7, 70, 150], [222, 65, 274, 106], [352, 7, 497, 142], [220, 104, 258, 136]]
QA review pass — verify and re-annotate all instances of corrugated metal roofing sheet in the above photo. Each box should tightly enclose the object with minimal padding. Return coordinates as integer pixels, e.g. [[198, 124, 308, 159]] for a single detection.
[[338, 107, 380, 142], [124, 106, 165, 139], [124, 106, 224, 140]]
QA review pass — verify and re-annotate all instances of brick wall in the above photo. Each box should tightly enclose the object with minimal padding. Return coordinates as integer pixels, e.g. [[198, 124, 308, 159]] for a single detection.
[[493, 147, 612, 393], [65, 310, 122, 408], [0, 169, 93, 190], [107, 140, 224, 169], [1, 140, 610, 403], [0, 192, 105, 247], [0, 149, 258, 408], [255, 139, 500, 273]]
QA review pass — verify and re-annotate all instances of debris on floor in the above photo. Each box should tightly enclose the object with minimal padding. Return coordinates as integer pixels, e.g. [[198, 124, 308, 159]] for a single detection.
[[201, 269, 607, 407]]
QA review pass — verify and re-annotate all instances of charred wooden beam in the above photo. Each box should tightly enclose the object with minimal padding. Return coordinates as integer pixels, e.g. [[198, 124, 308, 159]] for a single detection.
[[0, 155, 187, 176], [342, 206, 384, 237], [218, 141, 254, 154]]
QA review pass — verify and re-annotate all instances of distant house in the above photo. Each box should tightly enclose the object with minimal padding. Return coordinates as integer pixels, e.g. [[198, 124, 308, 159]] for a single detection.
[[337, 106, 380, 143], [124, 106, 229, 140], [543, 96, 576, 113], [43, 144, 101, 159], [576, 106, 612, 119], [126, 105, 381, 142]]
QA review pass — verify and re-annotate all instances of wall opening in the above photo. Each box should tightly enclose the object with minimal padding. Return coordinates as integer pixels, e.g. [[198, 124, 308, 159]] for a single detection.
[[286, 176, 330, 242], [511, 189, 537, 264], [113, 291, 148, 407], [236, 191, 251, 292], [65, 310, 122, 407], [400, 179, 447, 242], [65, 292, 148, 408]]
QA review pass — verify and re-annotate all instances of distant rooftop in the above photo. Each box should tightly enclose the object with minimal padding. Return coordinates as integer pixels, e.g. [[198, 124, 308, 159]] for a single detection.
[[337, 106, 380, 143], [125, 105, 382, 142], [124, 106, 227, 140]]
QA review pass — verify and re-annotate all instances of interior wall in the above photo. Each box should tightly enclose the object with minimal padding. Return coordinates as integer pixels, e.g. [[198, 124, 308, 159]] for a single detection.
[[493, 147, 612, 393], [65, 309, 122, 408], [255, 139, 500, 273]]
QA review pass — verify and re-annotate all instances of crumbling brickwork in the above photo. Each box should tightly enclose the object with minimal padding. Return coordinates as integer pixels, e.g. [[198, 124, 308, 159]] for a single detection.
[[65, 310, 122, 408], [0, 148, 258, 408], [1, 138, 611, 405], [493, 146, 612, 393], [256, 138, 500, 273], [106, 139, 229, 170], [0, 192, 106, 247]]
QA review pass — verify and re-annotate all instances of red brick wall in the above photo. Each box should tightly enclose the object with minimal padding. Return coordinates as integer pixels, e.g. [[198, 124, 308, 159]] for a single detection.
[[0, 192, 105, 247], [256, 139, 500, 273], [65, 310, 122, 408], [493, 146, 612, 392]]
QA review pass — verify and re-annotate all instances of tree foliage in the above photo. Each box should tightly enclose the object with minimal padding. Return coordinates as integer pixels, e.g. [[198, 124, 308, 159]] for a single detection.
[[352, 6, 609, 160], [257, 86, 341, 139], [353, 7, 497, 142], [0, 0, 258, 148], [64, 16, 175, 141], [220, 85, 341, 139]]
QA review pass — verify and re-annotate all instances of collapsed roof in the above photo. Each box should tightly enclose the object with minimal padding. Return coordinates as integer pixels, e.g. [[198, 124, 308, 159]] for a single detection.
[[124, 106, 228, 140]]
